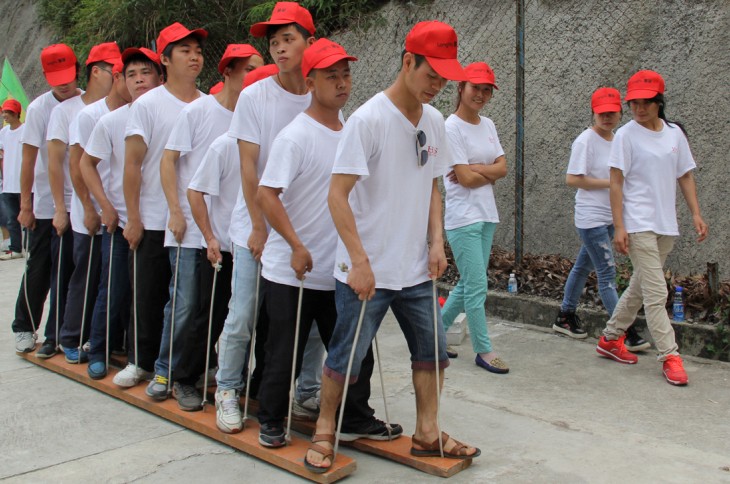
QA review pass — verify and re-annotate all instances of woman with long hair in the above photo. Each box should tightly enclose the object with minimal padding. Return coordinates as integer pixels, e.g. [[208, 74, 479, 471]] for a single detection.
[[596, 70, 708, 386]]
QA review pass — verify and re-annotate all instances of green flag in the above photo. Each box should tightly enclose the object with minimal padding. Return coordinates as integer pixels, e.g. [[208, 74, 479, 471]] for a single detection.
[[1, 57, 30, 121]]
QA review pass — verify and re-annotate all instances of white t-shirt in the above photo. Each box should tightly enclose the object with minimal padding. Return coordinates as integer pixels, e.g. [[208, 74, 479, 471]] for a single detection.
[[125, 85, 202, 231], [21, 91, 61, 218], [227, 76, 311, 248], [443, 114, 503, 230], [260, 113, 341, 291], [567, 128, 614, 229], [332, 92, 450, 290], [187, 134, 240, 253], [47, 95, 86, 211], [69, 98, 109, 234], [86, 105, 130, 228], [163, 94, 232, 248], [608, 120, 696, 236], [0, 124, 25, 193]]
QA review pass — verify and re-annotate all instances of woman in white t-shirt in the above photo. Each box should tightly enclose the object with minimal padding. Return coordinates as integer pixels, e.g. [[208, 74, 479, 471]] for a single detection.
[[597, 70, 708, 386], [441, 62, 509, 374]]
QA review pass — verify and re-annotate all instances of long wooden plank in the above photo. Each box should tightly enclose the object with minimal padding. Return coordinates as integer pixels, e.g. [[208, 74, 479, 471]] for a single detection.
[[244, 398, 472, 478], [19, 353, 356, 483]]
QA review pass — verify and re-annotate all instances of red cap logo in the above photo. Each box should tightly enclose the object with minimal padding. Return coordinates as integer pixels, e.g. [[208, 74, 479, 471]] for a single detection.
[[41, 43, 78, 86]]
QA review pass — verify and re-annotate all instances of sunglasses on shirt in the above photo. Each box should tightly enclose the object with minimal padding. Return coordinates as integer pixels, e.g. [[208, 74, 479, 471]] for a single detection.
[[416, 129, 429, 167]]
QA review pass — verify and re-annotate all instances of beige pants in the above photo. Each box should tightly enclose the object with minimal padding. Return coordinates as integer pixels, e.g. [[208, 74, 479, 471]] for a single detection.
[[604, 232, 679, 359]]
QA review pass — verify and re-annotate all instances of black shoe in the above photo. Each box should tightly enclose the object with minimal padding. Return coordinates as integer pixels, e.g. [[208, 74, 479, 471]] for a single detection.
[[259, 422, 286, 448], [339, 418, 404, 442], [36, 341, 58, 359], [625, 326, 651, 352], [552, 311, 588, 339]]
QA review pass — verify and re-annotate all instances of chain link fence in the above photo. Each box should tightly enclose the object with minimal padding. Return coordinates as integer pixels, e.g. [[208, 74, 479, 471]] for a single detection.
[[7, 0, 728, 274]]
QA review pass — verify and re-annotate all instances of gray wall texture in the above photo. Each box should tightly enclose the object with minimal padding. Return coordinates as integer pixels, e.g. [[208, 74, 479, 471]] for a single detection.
[[3, 0, 728, 275], [331, 0, 729, 274]]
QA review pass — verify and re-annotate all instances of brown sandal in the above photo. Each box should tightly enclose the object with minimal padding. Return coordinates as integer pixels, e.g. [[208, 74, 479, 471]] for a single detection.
[[304, 434, 335, 474], [410, 432, 481, 459]]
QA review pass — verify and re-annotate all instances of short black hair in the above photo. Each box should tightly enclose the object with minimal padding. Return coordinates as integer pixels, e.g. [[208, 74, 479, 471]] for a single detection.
[[123, 54, 162, 77], [161, 34, 205, 78], [401, 50, 426, 69], [266, 23, 312, 41], [86, 60, 113, 83]]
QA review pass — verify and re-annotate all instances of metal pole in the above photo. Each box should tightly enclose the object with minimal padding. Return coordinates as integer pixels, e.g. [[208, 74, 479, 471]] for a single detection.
[[515, 0, 526, 265]]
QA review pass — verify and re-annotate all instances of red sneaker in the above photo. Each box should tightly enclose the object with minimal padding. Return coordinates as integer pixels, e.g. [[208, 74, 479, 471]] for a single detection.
[[596, 335, 638, 364], [663, 355, 688, 386]]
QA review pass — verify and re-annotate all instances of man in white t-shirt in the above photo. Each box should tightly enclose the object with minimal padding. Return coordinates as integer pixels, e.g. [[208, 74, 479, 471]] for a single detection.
[[13, 44, 83, 357], [48, 42, 122, 364], [255, 38, 395, 449], [122, 22, 207, 396], [81, 48, 162, 382], [306, 22, 480, 473], [215, 1, 325, 435], [0, 99, 25, 260], [158, 43, 262, 411]]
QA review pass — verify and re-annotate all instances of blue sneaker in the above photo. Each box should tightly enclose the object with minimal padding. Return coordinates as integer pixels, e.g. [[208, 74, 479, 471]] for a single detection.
[[62, 346, 89, 364], [88, 361, 107, 380]]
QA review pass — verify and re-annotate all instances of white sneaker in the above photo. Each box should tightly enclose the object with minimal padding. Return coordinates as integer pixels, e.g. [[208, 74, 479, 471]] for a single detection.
[[15, 332, 37, 353], [215, 389, 242, 434], [113, 363, 153, 388], [0, 251, 22, 261]]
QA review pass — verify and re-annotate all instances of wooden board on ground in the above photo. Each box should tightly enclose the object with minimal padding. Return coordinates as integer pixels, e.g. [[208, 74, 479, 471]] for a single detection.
[[19, 353, 355, 484], [244, 398, 472, 478]]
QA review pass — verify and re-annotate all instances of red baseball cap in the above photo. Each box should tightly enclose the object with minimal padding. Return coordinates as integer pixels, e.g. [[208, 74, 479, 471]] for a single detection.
[[301, 38, 357, 76], [464, 62, 498, 89], [218, 44, 262, 74], [41, 43, 78, 86], [625, 70, 665, 101], [249, 2, 315, 38], [2, 99, 22, 114], [209, 81, 224, 94], [405, 21, 466, 81], [121, 47, 161, 66], [86, 41, 122, 66], [243, 64, 279, 89], [111, 60, 124, 74], [591, 87, 622, 113], [157, 22, 208, 56]]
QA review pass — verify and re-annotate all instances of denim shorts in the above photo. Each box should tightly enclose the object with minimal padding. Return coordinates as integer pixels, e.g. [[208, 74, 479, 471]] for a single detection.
[[324, 280, 449, 384]]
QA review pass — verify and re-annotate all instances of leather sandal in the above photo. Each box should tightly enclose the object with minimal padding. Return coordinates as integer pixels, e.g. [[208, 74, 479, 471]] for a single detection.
[[304, 433, 335, 474], [410, 432, 481, 459]]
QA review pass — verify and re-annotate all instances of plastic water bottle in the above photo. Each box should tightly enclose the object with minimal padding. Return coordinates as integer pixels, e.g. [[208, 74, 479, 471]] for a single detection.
[[508, 273, 518, 294], [672, 286, 684, 322]]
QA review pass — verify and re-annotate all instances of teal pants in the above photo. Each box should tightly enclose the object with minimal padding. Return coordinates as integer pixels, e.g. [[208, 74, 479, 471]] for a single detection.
[[442, 221, 496, 354]]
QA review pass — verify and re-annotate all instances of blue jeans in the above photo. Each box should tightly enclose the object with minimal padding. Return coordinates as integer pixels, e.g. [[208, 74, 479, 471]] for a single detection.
[[216, 244, 260, 391], [88, 230, 131, 364], [442, 221, 496, 354], [154, 247, 200, 378], [324, 280, 448, 384], [2, 193, 22, 252], [296, 322, 325, 402], [561, 225, 618, 315], [59, 232, 102, 349]]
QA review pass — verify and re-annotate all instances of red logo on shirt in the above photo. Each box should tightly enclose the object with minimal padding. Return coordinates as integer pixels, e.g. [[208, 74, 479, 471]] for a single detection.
[[671, 146, 678, 153], [427, 146, 438, 156]]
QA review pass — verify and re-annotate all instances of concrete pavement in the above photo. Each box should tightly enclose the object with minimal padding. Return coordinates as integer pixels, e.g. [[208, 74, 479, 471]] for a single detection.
[[2, 257, 729, 483]]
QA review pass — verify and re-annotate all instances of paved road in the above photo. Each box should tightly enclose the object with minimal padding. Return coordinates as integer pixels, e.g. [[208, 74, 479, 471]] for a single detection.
[[2, 257, 729, 483]]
